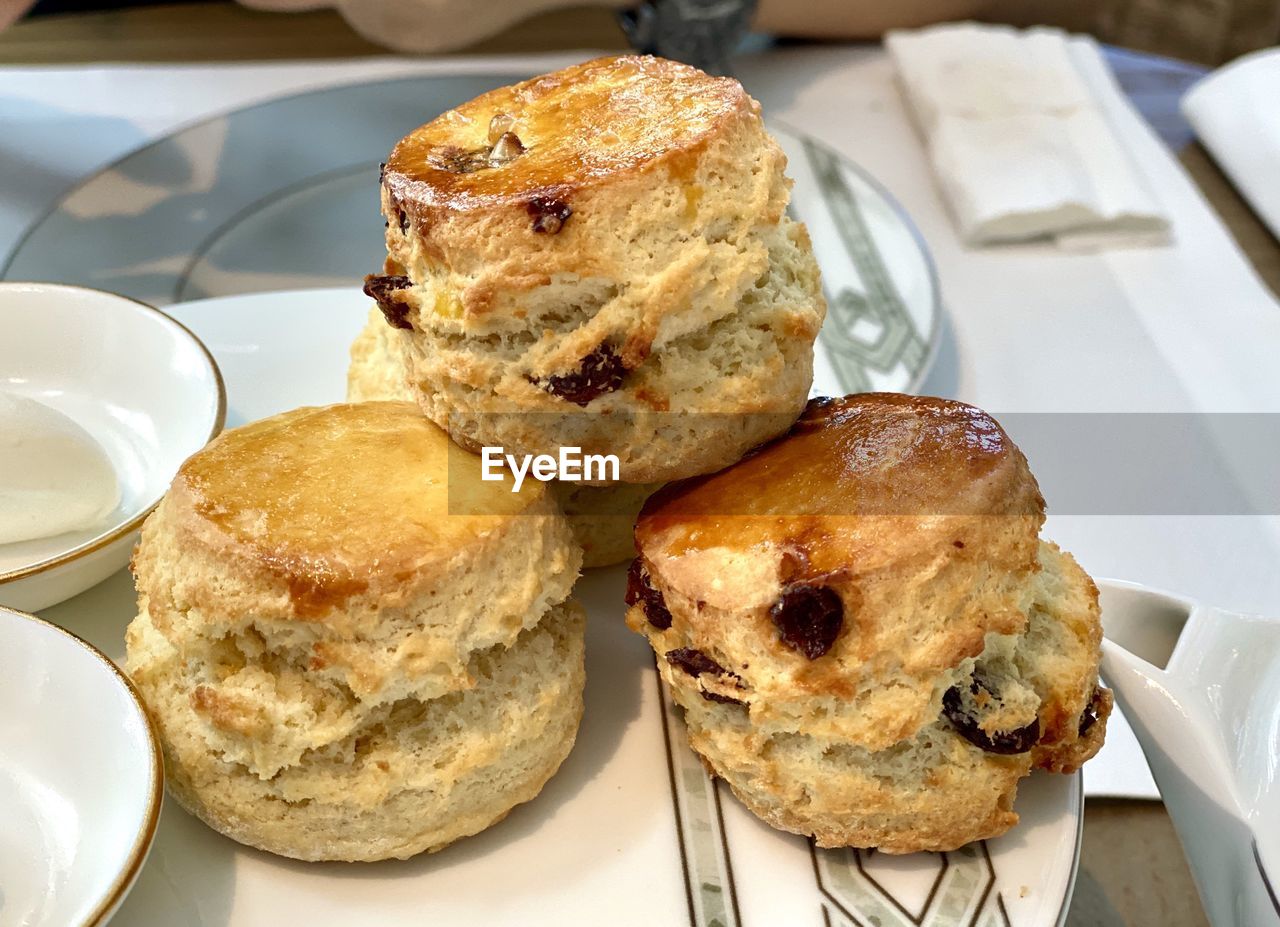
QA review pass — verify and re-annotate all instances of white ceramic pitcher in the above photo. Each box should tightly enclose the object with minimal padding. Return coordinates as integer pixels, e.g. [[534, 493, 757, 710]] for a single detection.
[[1098, 579, 1280, 927]]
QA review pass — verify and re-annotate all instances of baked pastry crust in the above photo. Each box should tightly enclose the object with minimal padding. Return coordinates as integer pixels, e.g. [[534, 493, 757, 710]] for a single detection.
[[549, 480, 662, 568], [160, 401, 537, 606], [364, 55, 826, 483], [627, 393, 1110, 852], [634, 393, 1046, 742], [384, 55, 749, 238], [135, 401, 568, 617], [133, 402, 580, 702]]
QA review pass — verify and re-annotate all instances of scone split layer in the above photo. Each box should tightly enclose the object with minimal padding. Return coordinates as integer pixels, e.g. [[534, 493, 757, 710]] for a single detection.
[[129, 600, 585, 862], [627, 393, 1111, 853], [126, 402, 585, 861]]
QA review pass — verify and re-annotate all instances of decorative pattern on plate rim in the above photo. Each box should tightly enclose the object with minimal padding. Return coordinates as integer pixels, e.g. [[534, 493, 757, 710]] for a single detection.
[[656, 665, 742, 927], [813, 843, 1012, 927], [656, 664, 1013, 927], [801, 136, 931, 395]]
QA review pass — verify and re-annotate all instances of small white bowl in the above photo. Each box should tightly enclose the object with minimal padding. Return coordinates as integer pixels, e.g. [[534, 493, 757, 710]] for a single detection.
[[0, 282, 225, 611], [0, 605, 163, 925]]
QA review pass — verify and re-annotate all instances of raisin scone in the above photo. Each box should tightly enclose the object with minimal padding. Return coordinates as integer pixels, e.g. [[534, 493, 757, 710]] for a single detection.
[[125, 402, 585, 861], [625, 393, 1110, 853], [361, 54, 826, 484]]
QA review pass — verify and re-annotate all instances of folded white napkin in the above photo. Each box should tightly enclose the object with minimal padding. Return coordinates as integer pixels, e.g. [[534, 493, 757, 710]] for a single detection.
[[1182, 47, 1280, 243], [886, 23, 1172, 249]]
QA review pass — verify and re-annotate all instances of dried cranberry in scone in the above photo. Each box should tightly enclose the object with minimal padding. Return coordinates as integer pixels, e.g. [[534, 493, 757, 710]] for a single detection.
[[537, 344, 626, 406], [626, 558, 673, 630], [362, 274, 414, 330], [770, 584, 843, 659]]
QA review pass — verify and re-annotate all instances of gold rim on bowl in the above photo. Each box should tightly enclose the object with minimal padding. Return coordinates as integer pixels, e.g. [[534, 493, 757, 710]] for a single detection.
[[0, 604, 164, 927], [0, 281, 227, 585]]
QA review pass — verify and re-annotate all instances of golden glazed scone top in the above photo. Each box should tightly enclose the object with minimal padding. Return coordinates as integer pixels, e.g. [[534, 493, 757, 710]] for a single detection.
[[383, 55, 750, 212], [637, 393, 1046, 576], [169, 402, 538, 615], [629, 394, 1049, 724]]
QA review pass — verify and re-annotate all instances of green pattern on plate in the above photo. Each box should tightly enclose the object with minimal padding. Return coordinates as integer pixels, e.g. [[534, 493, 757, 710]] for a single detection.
[[657, 674, 740, 927], [814, 843, 1011, 927], [803, 137, 930, 394]]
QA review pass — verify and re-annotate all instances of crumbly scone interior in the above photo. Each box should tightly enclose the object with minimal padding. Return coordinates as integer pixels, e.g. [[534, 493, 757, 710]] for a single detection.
[[127, 599, 584, 799], [135, 493, 581, 711], [393, 221, 821, 409], [382, 215, 823, 483], [627, 536, 1110, 851]]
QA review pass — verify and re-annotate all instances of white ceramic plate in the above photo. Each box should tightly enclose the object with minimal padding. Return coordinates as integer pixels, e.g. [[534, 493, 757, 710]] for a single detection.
[[0, 605, 162, 926], [0, 75, 940, 397], [0, 283, 225, 612], [35, 287, 1080, 927], [0, 284, 225, 614]]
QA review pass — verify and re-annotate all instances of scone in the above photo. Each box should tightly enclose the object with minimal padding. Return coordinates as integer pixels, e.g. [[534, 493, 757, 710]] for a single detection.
[[125, 402, 585, 861], [348, 308, 658, 568], [363, 54, 826, 484], [549, 480, 661, 568], [625, 393, 1110, 853], [347, 306, 414, 404]]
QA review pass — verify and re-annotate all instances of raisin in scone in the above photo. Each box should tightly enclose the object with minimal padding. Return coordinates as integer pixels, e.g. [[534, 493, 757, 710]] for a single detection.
[[625, 393, 1110, 853], [362, 54, 826, 484], [125, 402, 584, 861]]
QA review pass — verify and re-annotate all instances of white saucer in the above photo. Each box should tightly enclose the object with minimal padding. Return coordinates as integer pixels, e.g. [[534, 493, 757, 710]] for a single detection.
[[0, 605, 162, 926], [0, 282, 225, 611]]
